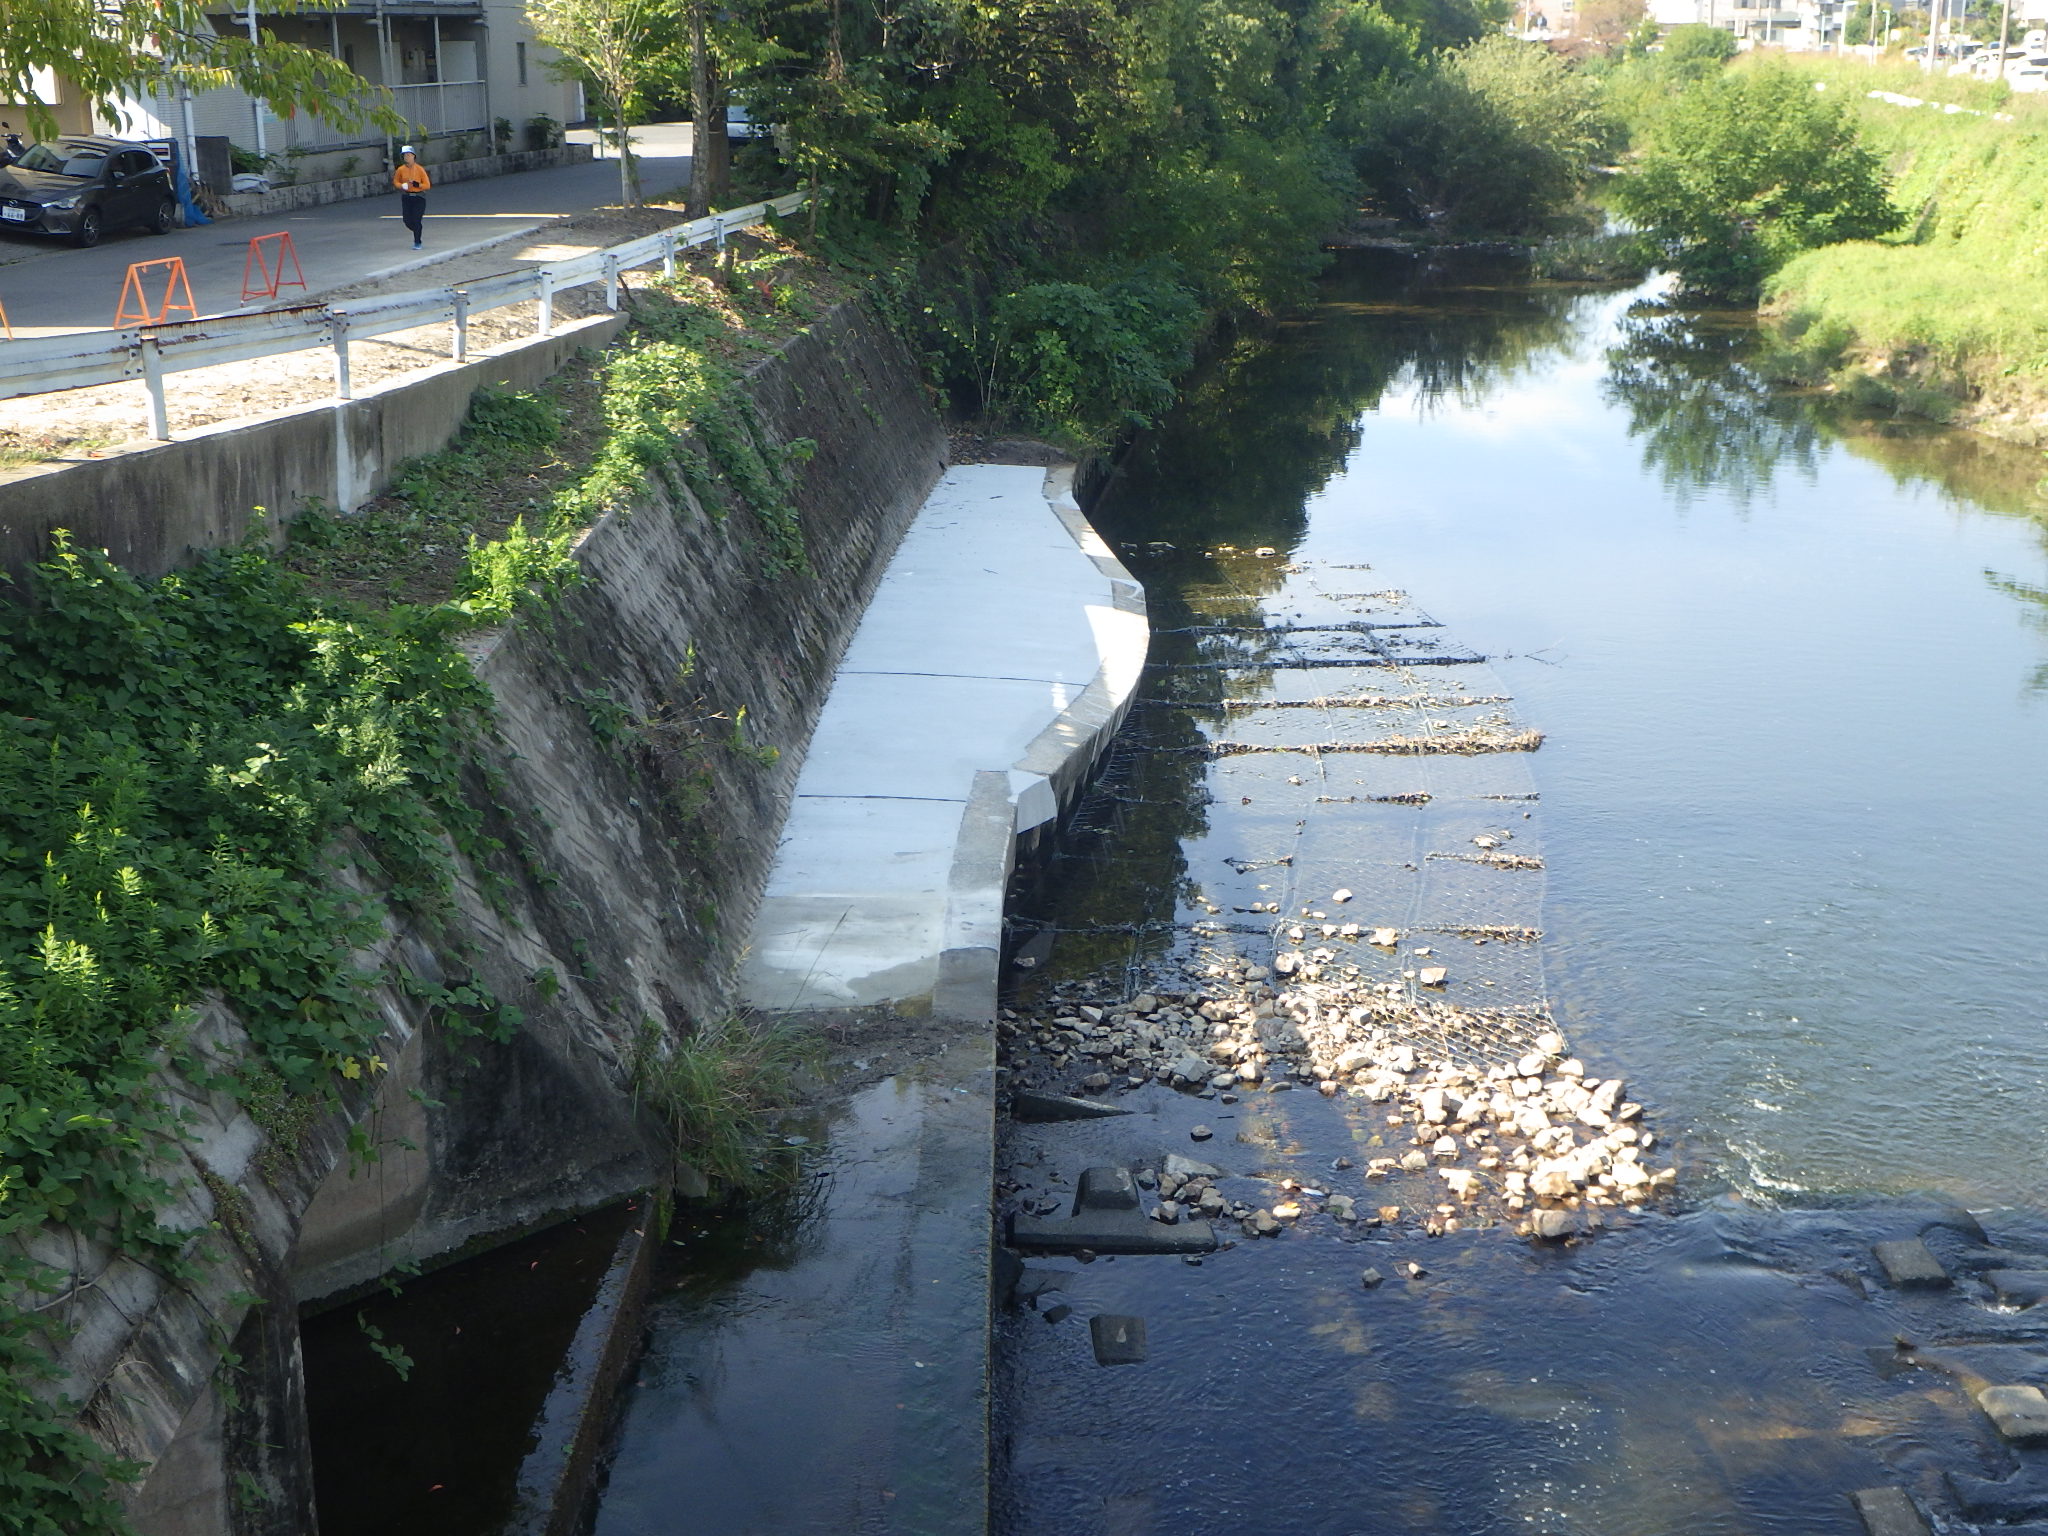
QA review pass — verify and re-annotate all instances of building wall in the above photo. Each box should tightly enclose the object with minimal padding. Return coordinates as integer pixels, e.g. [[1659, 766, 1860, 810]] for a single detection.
[[96, 4, 580, 172]]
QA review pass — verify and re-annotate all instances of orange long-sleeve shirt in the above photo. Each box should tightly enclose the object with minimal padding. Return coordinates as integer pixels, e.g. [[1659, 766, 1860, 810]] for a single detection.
[[393, 162, 432, 193]]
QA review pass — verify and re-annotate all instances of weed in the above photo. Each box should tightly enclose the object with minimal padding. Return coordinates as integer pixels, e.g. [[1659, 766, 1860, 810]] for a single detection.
[[628, 1016, 813, 1195]]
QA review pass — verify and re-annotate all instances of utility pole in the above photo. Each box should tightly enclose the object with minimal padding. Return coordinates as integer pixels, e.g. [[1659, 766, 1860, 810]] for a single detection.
[[1998, 0, 2014, 75], [245, 0, 269, 160]]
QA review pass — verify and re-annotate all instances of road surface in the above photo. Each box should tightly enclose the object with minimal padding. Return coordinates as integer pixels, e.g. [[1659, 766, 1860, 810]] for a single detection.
[[0, 123, 693, 337]]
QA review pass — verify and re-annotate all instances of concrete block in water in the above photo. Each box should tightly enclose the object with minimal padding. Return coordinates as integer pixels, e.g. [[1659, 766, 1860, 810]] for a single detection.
[[1849, 1487, 1929, 1536], [1011, 1091, 1134, 1123], [1979, 1384, 2048, 1442], [1007, 1167, 1218, 1256], [1948, 1465, 2048, 1523], [1987, 1270, 2048, 1308], [1873, 1238, 1949, 1289], [1089, 1314, 1147, 1366]]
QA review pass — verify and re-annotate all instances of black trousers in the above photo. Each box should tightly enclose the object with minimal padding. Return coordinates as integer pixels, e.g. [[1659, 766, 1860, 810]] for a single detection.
[[400, 192, 426, 237]]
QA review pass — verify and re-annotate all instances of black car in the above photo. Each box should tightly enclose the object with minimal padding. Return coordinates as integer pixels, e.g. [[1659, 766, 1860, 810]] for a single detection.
[[0, 136, 176, 247]]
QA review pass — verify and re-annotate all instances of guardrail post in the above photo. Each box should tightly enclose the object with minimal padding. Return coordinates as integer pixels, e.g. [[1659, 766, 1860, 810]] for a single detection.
[[332, 315, 353, 402], [537, 268, 555, 336], [139, 336, 169, 441], [604, 253, 620, 312], [660, 233, 676, 280], [452, 289, 470, 362], [714, 215, 727, 251]]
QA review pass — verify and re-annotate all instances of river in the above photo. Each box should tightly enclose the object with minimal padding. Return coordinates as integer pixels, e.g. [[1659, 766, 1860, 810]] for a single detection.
[[983, 250, 2048, 1536], [541, 250, 2048, 1536]]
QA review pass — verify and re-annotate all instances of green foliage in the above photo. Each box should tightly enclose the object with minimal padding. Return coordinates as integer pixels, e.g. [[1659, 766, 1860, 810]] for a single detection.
[[0, 532, 517, 1529], [985, 268, 1204, 445], [567, 317, 812, 574], [1595, 23, 1736, 140], [0, 0, 400, 144], [1355, 35, 1617, 235], [1612, 66, 1903, 297], [1761, 61, 2048, 408]]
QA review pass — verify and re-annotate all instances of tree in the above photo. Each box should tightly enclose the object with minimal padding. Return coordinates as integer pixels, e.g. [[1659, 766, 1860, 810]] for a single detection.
[[0, 0, 387, 140], [1611, 66, 1903, 297], [1355, 34, 1617, 234], [526, 0, 667, 206]]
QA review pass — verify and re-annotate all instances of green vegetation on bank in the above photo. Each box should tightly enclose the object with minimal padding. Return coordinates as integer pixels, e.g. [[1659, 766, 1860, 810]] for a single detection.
[[1590, 36, 2048, 433], [1595, 43, 1902, 299], [1765, 64, 2048, 433], [709, 2, 1620, 445], [0, 247, 835, 1533]]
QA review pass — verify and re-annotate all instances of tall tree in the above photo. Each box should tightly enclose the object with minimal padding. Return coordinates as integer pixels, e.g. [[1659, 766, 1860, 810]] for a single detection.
[[527, 0, 659, 206]]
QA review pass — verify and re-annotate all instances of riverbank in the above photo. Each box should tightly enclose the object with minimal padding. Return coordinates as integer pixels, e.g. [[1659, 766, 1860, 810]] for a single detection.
[[1762, 62, 2048, 443]]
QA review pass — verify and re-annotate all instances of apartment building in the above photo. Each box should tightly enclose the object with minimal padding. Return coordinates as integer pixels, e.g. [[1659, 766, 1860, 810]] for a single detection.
[[5, 0, 582, 178]]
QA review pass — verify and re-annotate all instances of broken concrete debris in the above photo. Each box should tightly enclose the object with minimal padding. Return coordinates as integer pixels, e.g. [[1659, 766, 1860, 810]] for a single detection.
[[1873, 1238, 1950, 1289], [1849, 1486, 1930, 1536], [1090, 1314, 1148, 1366], [1979, 1384, 2048, 1442], [1008, 1166, 1218, 1256]]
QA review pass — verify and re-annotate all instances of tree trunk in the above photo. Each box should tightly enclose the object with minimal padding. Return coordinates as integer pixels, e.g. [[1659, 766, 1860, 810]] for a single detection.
[[688, 1, 716, 215]]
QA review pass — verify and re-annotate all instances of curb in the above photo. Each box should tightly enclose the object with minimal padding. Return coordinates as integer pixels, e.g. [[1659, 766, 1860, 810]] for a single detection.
[[504, 1191, 664, 1536]]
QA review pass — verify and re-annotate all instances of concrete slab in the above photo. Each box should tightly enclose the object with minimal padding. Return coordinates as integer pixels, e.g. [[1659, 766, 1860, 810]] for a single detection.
[[1979, 1384, 2048, 1442], [1089, 1315, 1148, 1367], [1849, 1487, 1929, 1536], [1875, 1238, 1950, 1289], [743, 462, 1147, 1019]]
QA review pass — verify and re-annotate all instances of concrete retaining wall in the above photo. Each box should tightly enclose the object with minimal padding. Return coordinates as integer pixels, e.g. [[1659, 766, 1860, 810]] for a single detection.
[[28, 295, 951, 1534], [219, 143, 594, 219], [0, 310, 626, 582]]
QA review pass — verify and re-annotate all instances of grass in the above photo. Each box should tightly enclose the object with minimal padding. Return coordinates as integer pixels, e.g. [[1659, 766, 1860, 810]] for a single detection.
[[1758, 58, 2048, 432], [628, 1016, 815, 1194]]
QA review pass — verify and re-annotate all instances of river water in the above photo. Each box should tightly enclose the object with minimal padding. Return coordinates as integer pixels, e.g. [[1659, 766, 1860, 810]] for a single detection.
[[986, 252, 2048, 1536], [1040, 252, 2048, 1207]]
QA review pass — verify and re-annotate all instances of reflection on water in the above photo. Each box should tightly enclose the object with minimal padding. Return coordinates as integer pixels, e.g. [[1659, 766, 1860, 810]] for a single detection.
[[996, 249, 2048, 1534], [1602, 302, 1824, 506]]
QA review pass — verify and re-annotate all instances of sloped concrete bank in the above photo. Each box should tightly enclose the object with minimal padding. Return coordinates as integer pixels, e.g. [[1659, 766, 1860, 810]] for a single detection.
[[41, 295, 949, 1535], [584, 463, 1145, 1536]]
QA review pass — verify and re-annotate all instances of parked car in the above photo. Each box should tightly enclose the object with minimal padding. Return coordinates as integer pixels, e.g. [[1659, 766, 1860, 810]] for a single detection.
[[0, 136, 175, 247], [725, 105, 769, 141]]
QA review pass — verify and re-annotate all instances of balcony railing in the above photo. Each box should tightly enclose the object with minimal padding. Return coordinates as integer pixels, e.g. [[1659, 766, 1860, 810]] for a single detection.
[[391, 80, 488, 137]]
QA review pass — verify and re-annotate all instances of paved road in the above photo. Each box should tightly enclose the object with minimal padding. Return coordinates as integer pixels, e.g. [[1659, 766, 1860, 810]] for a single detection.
[[0, 123, 693, 337]]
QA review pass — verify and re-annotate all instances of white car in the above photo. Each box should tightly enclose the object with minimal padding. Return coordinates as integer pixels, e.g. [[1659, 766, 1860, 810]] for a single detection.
[[725, 105, 768, 141]]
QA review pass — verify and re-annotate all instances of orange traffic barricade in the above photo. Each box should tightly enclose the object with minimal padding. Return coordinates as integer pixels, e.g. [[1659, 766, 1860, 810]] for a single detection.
[[0, 295, 11, 340], [114, 257, 198, 327], [240, 231, 306, 304]]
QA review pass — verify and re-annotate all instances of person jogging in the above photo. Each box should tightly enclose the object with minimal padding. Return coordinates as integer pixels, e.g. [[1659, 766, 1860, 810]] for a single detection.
[[392, 144, 431, 248]]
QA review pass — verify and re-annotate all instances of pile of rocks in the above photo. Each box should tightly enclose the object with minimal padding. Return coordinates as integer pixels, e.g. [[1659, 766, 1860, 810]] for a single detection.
[[999, 951, 1677, 1239]]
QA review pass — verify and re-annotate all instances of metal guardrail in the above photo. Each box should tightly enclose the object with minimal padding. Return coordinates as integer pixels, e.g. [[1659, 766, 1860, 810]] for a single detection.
[[0, 189, 810, 441]]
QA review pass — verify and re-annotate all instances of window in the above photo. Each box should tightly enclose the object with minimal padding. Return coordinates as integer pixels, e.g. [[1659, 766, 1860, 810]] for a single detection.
[[517, 41, 528, 86]]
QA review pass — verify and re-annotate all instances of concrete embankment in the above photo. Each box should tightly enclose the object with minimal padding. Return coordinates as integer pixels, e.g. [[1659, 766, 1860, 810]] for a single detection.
[[41, 294, 948, 1534], [585, 460, 1146, 1535]]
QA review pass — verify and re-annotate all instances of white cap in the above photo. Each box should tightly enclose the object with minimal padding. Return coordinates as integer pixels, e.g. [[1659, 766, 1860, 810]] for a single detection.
[[400, 144, 417, 154]]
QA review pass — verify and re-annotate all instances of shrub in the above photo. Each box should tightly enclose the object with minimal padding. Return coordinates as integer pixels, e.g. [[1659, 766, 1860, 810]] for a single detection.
[[1612, 67, 1904, 297], [1355, 35, 1617, 236]]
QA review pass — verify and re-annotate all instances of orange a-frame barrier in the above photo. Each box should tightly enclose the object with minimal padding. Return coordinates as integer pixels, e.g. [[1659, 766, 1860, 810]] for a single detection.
[[240, 231, 307, 304], [114, 257, 198, 327], [0, 295, 11, 339]]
